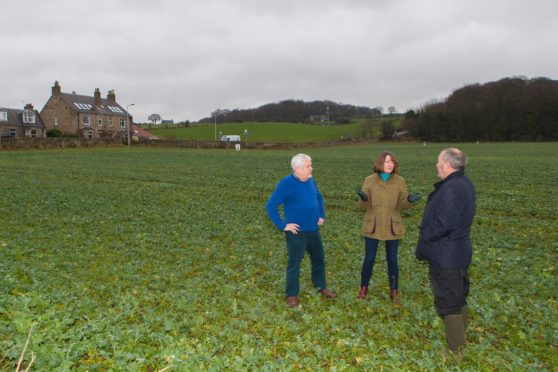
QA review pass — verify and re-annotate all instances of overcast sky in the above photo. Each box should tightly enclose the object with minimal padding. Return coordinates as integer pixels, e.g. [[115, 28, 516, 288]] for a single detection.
[[2, 0, 557, 122]]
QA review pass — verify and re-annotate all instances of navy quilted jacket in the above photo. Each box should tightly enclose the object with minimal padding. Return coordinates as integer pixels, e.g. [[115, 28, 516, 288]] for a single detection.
[[415, 170, 476, 269]]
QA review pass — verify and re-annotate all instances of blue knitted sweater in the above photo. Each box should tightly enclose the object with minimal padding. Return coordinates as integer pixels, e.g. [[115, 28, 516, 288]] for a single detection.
[[266, 174, 325, 232]]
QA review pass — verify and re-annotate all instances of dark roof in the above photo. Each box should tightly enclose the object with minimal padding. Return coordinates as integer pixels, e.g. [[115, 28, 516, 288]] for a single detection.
[[0, 107, 46, 128], [60, 93, 129, 117]]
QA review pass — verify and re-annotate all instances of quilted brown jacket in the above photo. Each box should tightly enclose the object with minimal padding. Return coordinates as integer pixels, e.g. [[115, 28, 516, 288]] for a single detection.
[[358, 173, 411, 240]]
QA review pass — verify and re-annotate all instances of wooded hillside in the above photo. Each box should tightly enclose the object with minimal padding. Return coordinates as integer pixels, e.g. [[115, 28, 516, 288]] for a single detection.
[[198, 99, 381, 124], [402, 77, 558, 141]]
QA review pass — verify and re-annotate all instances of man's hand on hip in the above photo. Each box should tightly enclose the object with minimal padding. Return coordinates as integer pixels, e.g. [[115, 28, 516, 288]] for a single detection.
[[284, 223, 300, 234]]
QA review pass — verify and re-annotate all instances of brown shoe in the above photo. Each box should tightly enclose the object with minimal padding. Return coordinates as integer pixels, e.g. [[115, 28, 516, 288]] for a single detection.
[[319, 289, 337, 298], [390, 289, 401, 306], [358, 286, 368, 299], [286, 296, 298, 308]]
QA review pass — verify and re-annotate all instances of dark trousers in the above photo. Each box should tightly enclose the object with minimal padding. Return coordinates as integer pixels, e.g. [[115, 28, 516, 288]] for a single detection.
[[285, 230, 327, 297], [429, 263, 470, 316], [360, 238, 399, 289]]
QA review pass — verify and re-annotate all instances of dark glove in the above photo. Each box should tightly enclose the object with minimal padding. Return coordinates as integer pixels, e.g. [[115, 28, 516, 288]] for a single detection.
[[407, 192, 421, 203], [356, 188, 368, 202]]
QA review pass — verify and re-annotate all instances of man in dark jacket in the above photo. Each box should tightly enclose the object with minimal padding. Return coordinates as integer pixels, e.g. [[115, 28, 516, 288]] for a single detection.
[[416, 148, 476, 358]]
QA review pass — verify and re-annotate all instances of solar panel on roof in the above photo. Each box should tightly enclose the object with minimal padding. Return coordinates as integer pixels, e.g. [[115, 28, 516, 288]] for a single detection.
[[73, 103, 92, 110], [108, 106, 123, 113]]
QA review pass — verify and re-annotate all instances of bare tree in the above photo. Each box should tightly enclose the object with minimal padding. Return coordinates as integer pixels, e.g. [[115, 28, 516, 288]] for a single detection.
[[148, 113, 161, 125], [373, 106, 384, 116], [211, 109, 230, 118], [388, 106, 397, 115]]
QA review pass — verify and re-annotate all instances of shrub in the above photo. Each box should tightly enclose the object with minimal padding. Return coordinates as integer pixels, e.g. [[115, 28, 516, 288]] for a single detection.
[[380, 120, 395, 139], [46, 129, 63, 138]]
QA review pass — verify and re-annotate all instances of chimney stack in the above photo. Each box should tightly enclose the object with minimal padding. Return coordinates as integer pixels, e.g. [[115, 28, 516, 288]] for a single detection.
[[94, 88, 101, 106], [52, 81, 61, 96], [24, 103, 34, 111], [107, 89, 116, 104]]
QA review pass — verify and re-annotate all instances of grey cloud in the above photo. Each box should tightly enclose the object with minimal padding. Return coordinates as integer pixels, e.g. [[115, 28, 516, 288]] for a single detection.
[[1, 0, 557, 122]]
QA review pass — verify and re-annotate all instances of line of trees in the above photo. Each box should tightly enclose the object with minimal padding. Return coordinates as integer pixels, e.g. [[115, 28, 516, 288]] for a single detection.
[[402, 77, 558, 141], [198, 100, 384, 124]]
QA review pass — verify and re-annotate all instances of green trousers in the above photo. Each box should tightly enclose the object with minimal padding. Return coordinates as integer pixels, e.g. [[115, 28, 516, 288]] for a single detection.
[[285, 230, 327, 297]]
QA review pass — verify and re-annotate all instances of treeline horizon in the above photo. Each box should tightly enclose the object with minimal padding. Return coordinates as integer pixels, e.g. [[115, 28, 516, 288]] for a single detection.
[[165, 76, 558, 142], [401, 76, 558, 141], [197, 99, 382, 124]]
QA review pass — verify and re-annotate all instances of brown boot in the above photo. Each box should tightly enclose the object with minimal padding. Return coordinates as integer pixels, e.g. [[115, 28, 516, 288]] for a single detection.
[[390, 289, 401, 305], [358, 286, 368, 299], [319, 289, 337, 298], [286, 296, 298, 308]]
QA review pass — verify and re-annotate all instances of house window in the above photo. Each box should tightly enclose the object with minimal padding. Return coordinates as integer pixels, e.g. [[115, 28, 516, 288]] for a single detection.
[[108, 118, 113, 127], [23, 110, 35, 124], [98, 117, 103, 127], [25, 129, 37, 138], [120, 118, 126, 129], [54, 117, 58, 127], [9, 129, 16, 137], [0, 111, 7, 121], [83, 115, 90, 126]]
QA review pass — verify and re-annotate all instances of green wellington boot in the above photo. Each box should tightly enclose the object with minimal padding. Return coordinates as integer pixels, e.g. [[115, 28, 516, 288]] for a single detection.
[[443, 314, 466, 361], [461, 305, 468, 344], [461, 305, 468, 330]]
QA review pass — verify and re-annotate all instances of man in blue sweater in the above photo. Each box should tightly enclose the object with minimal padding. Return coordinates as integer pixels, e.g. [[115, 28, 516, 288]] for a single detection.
[[416, 148, 476, 359], [266, 153, 336, 308]]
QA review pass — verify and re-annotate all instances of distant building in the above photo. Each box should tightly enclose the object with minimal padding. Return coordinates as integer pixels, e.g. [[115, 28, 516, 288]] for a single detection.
[[308, 115, 326, 123], [161, 119, 174, 124], [392, 130, 409, 139], [220, 134, 241, 142], [40, 81, 132, 139], [0, 103, 46, 138]]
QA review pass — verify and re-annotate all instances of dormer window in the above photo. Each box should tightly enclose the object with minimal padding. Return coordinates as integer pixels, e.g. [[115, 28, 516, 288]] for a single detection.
[[0, 111, 7, 121], [23, 110, 35, 124]]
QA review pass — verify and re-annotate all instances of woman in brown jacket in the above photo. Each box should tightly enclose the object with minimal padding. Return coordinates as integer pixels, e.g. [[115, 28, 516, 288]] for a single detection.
[[356, 151, 419, 304]]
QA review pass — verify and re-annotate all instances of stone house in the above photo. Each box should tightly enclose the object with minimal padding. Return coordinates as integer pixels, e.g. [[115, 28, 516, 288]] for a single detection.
[[40, 81, 133, 139], [0, 103, 46, 138]]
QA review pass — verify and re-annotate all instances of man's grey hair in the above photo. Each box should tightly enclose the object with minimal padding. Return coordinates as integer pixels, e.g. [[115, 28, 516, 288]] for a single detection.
[[440, 148, 467, 170], [291, 153, 311, 170]]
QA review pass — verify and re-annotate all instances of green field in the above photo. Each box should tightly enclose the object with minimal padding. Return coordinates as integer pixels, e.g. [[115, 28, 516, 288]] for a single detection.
[[1, 143, 557, 370], [148, 121, 367, 143]]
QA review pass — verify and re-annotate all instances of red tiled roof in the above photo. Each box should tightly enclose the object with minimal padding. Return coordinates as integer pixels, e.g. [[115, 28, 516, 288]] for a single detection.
[[132, 124, 155, 139]]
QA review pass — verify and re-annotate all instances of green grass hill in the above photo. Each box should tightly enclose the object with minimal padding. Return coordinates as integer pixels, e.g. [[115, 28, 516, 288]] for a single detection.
[[146, 118, 400, 143]]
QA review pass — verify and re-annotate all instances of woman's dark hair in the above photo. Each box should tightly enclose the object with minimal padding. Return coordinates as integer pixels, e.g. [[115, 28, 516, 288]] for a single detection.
[[373, 151, 400, 174]]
